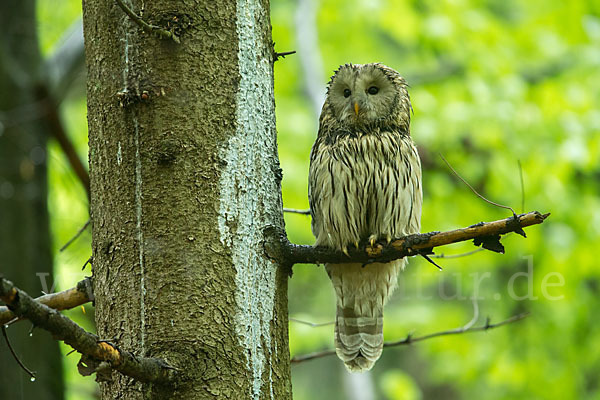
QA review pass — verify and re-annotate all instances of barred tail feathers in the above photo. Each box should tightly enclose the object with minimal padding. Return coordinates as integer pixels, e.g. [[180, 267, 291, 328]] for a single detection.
[[327, 260, 403, 372]]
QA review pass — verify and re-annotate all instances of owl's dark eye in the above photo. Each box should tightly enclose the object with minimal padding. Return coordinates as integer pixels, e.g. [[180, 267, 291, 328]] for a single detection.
[[367, 86, 379, 95], [343, 89, 351, 98]]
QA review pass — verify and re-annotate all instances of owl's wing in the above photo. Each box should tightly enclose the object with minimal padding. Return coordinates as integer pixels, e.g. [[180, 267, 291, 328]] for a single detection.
[[407, 142, 423, 234], [308, 138, 324, 242]]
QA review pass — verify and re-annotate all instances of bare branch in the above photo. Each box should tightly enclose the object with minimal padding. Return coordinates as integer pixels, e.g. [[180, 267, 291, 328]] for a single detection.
[[34, 85, 90, 200], [273, 45, 297, 62], [0, 277, 93, 326], [518, 159, 525, 214], [462, 298, 479, 331], [291, 312, 530, 364], [2, 325, 37, 380], [420, 253, 443, 270], [265, 211, 549, 266], [0, 277, 175, 383], [81, 256, 93, 271], [440, 154, 517, 217], [60, 219, 91, 252], [114, 0, 179, 43], [289, 317, 334, 328], [384, 312, 529, 346], [283, 207, 311, 215], [430, 248, 484, 259]]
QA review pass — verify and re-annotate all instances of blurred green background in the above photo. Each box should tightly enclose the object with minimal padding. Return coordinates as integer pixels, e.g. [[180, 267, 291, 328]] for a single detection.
[[25, 0, 600, 398]]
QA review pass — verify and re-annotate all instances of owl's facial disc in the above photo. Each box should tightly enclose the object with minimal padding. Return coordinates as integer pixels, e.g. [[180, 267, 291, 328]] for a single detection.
[[328, 64, 397, 128], [354, 67, 396, 124]]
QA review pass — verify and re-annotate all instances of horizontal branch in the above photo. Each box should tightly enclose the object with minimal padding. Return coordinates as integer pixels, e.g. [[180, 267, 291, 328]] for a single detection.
[[289, 317, 334, 328], [0, 277, 93, 326], [291, 312, 530, 364], [0, 277, 176, 384], [283, 207, 310, 215], [265, 211, 549, 265]]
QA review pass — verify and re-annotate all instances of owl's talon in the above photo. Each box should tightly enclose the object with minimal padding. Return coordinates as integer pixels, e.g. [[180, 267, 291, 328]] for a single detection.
[[386, 235, 392, 244], [369, 238, 376, 248], [342, 246, 350, 257], [354, 241, 360, 249]]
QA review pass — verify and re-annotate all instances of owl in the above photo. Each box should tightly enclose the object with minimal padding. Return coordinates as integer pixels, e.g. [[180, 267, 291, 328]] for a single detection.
[[308, 63, 422, 372]]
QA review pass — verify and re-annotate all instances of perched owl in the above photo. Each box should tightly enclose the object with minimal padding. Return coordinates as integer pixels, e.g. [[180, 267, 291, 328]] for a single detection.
[[308, 63, 422, 372]]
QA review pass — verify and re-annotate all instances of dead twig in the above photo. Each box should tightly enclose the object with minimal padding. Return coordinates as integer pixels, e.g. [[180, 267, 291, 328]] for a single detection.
[[283, 207, 311, 215], [0, 277, 93, 326], [430, 248, 484, 259], [60, 219, 91, 252], [34, 85, 90, 200], [440, 154, 517, 217], [115, 0, 179, 43], [518, 159, 525, 214], [2, 325, 37, 381], [289, 317, 334, 328], [291, 312, 529, 364], [274, 50, 297, 62], [0, 277, 176, 384]]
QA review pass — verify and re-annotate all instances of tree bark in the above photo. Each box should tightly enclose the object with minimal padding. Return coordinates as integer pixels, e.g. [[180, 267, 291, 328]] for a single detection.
[[0, 1, 65, 399], [82, 0, 292, 398]]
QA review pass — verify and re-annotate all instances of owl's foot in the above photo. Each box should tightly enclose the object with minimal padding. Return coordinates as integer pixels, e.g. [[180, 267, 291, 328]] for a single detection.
[[365, 234, 385, 258], [368, 234, 378, 248], [367, 234, 392, 248]]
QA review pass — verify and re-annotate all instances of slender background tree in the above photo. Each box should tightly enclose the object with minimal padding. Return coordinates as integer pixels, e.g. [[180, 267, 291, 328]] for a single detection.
[[0, 1, 65, 399]]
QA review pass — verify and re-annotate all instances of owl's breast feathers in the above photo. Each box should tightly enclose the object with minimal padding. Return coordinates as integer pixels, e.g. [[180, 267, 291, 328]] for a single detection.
[[309, 129, 422, 252]]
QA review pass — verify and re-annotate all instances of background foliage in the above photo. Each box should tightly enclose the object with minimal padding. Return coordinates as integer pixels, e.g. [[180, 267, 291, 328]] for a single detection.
[[34, 0, 599, 399]]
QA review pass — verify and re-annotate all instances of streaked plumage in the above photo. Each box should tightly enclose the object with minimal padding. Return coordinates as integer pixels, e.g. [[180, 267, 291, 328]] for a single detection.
[[308, 63, 422, 372]]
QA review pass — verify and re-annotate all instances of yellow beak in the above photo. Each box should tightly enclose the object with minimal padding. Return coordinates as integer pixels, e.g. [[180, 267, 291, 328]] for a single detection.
[[354, 102, 359, 116]]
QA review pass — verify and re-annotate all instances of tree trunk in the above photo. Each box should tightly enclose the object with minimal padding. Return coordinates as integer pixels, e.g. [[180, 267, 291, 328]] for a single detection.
[[0, 1, 65, 399], [82, 0, 292, 398]]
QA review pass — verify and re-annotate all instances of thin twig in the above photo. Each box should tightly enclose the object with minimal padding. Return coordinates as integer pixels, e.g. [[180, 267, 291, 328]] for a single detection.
[[283, 208, 311, 215], [60, 219, 91, 252], [439, 154, 516, 217], [274, 50, 297, 62], [420, 254, 443, 270], [291, 312, 529, 363], [518, 160, 525, 214], [114, 0, 178, 42], [462, 298, 479, 330], [431, 248, 484, 259], [2, 325, 37, 380], [81, 256, 93, 271], [289, 317, 334, 328]]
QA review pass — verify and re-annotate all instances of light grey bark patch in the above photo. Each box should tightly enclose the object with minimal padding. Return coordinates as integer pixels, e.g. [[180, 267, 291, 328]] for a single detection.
[[216, 0, 281, 399]]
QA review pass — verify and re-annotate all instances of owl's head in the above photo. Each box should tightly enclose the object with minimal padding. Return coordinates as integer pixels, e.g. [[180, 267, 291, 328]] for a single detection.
[[324, 63, 412, 134]]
